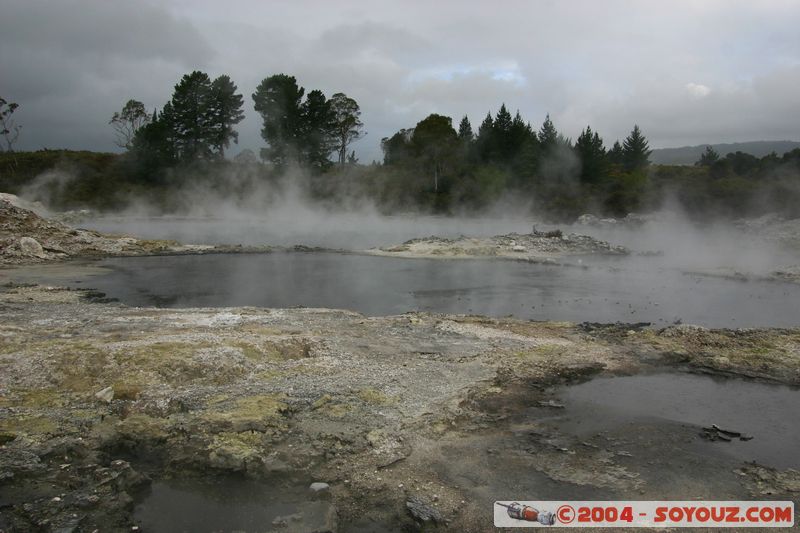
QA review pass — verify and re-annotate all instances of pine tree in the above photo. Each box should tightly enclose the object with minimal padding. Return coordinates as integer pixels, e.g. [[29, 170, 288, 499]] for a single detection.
[[538, 113, 559, 152], [168, 71, 215, 161], [209, 75, 245, 158], [457, 115, 473, 142], [509, 111, 529, 158], [476, 112, 495, 162], [575, 126, 607, 183], [493, 104, 513, 160], [621, 125, 652, 171], [252, 74, 305, 166], [608, 140, 623, 165], [299, 89, 335, 171]]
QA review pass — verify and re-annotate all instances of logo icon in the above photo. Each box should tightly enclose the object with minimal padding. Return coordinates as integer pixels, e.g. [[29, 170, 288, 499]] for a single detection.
[[496, 502, 556, 525]]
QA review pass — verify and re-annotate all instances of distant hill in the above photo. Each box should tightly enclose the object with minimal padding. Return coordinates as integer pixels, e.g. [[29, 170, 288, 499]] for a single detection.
[[651, 140, 800, 165]]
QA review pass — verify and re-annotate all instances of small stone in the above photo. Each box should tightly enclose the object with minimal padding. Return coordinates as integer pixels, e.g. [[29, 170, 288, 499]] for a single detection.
[[309, 482, 330, 493], [94, 386, 114, 403]]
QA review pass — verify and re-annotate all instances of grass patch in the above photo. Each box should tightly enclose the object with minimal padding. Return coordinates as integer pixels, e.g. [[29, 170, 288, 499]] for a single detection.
[[356, 388, 394, 405]]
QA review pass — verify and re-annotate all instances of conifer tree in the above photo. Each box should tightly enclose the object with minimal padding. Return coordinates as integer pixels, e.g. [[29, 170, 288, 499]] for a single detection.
[[209, 75, 245, 158], [252, 74, 305, 166], [538, 113, 559, 152], [621, 124, 652, 171]]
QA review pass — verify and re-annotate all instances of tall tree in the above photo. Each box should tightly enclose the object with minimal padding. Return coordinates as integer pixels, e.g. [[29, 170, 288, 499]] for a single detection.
[[575, 126, 607, 183], [538, 113, 559, 153], [130, 106, 177, 182], [0, 97, 22, 152], [411, 114, 457, 193], [381, 129, 413, 166], [329, 92, 364, 166], [508, 111, 529, 158], [457, 115, 473, 142], [209, 75, 245, 158], [608, 140, 623, 165], [476, 112, 495, 162], [493, 104, 513, 160], [252, 74, 305, 167], [168, 71, 215, 161], [109, 99, 150, 150], [457, 115, 475, 164], [621, 124, 652, 171], [299, 89, 335, 171]]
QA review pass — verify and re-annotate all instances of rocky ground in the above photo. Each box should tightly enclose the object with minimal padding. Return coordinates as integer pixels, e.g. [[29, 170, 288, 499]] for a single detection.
[[369, 229, 628, 263], [1, 200, 799, 531], [0, 198, 266, 266], [0, 285, 798, 532]]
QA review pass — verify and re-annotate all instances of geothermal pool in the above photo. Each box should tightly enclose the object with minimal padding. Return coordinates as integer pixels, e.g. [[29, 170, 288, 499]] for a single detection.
[[51, 251, 800, 328]]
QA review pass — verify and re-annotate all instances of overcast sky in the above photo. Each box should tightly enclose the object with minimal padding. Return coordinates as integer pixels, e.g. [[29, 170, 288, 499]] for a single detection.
[[1, 0, 799, 161]]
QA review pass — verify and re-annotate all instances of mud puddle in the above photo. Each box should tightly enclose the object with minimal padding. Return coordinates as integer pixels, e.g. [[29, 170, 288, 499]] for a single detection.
[[133, 475, 337, 533], [547, 372, 800, 469]]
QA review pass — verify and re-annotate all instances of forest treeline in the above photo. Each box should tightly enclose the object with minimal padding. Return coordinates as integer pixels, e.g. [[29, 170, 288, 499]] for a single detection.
[[2, 71, 800, 220]]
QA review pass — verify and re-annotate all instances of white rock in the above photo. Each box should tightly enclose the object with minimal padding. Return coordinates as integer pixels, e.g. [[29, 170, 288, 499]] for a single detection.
[[18, 237, 46, 258], [94, 386, 114, 403], [309, 482, 330, 493], [511, 245, 526, 252]]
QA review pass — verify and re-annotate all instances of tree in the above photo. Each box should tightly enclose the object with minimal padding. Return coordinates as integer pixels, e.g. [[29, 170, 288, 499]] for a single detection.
[[381, 129, 413, 166], [130, 106, 177, 182], [493, 104, 513, 160], [329, 92, 365, 166], [696, 145, 720, 166], [538, 113, 559, 153], [0, 97, 22, 152], [168, 71, 215, 161], [621, 124, 652, 171], [475, 112, 495, 162], [411, 114, 457, 193], [456, 115, 475, 164], [509, 112, 529, 154], [608, 140, 623, 165], [299, 89, 335, 171], [252, 74, 305, 167], [575, 126, 607, 183], [209, 75, 245, 158], [109, 99, 151, 150], [457, 115, 473, 142]]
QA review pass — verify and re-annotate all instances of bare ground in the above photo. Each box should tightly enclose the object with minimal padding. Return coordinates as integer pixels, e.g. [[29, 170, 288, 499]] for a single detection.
[[367, 230, 628, 263], [0, 285, 798, 531]]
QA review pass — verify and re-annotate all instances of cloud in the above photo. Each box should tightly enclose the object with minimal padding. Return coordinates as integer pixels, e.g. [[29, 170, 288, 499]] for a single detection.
[[1, 0, 798, 159], [0, 0, 212, 150], [685, 83, 711, 99]]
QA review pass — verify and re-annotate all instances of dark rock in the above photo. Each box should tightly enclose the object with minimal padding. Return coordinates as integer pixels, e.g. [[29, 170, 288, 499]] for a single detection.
[[406, 495, 443, 524]]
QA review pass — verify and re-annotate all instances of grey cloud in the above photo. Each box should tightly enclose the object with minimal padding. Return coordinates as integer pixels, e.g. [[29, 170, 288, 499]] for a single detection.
[[1, 0, 798, 159], [1, 0, 212, 151]]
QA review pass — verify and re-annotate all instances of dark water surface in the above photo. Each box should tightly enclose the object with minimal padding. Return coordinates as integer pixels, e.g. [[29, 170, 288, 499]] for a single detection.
[[79, 252, 800, 328], [133, 478, 336, 533], [556, 372, 800, 469]]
